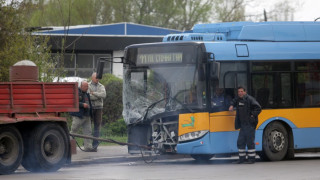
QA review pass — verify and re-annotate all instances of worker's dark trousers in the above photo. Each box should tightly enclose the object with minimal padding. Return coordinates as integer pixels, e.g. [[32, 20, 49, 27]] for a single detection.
[[237, 124, 256, 162], [92, 109, 103, 148]]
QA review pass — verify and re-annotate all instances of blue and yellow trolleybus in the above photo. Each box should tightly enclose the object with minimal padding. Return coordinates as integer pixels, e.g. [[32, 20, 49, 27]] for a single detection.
[[122, 21, 320, 161]]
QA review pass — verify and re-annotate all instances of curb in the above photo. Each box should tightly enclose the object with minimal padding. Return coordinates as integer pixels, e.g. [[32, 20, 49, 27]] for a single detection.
[[69, 154, 189, 167]]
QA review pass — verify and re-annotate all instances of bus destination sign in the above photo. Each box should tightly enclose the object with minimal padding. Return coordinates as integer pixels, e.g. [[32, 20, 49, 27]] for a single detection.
[[137, 52, 183, 65]]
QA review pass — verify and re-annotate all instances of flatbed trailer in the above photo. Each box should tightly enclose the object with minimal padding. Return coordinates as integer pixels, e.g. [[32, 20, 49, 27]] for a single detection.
[[0, 81, 78, 174]]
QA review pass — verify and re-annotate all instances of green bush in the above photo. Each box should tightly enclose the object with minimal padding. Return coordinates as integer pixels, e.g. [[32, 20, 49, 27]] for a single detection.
[[99, 73, 123, 125], [101, 118, 127, 137]]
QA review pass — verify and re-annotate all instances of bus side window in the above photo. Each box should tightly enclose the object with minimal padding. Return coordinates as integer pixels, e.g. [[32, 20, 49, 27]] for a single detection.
[[295, 72, 320, 107], [251, 74, 273, 109]]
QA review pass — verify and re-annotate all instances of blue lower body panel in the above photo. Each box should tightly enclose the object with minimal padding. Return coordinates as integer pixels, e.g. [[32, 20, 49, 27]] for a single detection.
[[293, 128, 320, 149], [177, 126, 320, 155], [177, 131, 264, 154], [177, 131, 239, 154]]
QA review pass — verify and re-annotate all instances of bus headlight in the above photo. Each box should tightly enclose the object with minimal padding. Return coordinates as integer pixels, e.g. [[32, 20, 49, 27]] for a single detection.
[[178, 130, 209, 142]]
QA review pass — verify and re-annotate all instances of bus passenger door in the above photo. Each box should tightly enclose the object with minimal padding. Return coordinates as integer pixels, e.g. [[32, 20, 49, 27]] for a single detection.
[[208, 61, 248, 153]]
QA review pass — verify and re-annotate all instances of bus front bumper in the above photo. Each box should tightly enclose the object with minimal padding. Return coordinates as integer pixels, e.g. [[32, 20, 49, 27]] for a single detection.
[[177, 133, 212, 154]]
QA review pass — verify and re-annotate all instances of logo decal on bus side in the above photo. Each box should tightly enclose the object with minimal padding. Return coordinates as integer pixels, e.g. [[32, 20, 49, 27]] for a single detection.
[[182, 116, 195, 127]]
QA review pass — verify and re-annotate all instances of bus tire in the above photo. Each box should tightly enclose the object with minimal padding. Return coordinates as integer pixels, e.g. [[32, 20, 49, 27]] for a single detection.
[[21, 123, 69, 172], [190, 154, 213, 161], [262, 122, 288, 161], [0, 126, 23, 175]]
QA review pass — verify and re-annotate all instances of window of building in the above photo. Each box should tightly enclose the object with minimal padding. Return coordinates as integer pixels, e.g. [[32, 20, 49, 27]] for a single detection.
[[64, 54, 76, 68], [77, 54, 93, 68], [51, 53, 112, 78]]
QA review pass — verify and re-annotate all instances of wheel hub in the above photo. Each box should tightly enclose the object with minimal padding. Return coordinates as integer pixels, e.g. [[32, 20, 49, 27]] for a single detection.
[[270, 131, 285, 152], [0, 134, 19, 166], [44, 141, 53, 155], [0, 144, 6, 154]]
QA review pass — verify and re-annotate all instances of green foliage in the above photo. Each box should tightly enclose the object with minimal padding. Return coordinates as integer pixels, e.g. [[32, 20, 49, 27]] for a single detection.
[[99, 73, 123, 125], [20, 0, 219, 31], [0, 1, 25, 81], [214, 0, 246, 22], [0, 1, 64, 82], [104, 118, 127, 137]]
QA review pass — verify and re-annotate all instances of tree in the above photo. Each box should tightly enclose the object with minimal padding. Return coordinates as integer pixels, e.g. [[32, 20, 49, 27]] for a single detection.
[[0, 0, 25, 81], [21, 0, 216, 31], [267, 0, 297, 21], [245, 0, 299, 22], [213, 0, 246, 22], [0, 0, 62, 82], [169, 0, 214, 30]]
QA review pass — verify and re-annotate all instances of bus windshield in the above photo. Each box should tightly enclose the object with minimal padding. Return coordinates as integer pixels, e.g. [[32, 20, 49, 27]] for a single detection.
[[123, 44, 206, 125]]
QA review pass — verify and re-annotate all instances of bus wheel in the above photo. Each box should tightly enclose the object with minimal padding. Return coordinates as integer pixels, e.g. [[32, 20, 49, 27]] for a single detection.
[[22, 123, 69, 172], [191, 154, 213, 161], [0, 126, 23, 175], [262, 122, 288, 161]]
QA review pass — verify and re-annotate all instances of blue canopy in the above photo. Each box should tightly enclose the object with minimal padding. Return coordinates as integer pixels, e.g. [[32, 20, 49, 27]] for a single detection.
[[36, 22, 181, 36]]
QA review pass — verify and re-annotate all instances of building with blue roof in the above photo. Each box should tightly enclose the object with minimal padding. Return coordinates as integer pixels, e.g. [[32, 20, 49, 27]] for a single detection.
[[34, 22, 181, 78]]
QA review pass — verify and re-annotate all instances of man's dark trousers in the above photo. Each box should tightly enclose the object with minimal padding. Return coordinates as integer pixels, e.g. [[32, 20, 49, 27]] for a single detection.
[[92, 109, 103, 148], [237, 123, 256, 163]]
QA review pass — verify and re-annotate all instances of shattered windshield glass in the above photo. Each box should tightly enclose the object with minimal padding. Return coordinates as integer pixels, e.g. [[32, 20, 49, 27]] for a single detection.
[[123, 64, 206, 125]]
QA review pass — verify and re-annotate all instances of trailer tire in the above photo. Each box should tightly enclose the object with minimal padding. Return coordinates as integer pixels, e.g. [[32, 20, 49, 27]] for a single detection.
[[0, 126, 23, 175], [22, 123, 69, 172]]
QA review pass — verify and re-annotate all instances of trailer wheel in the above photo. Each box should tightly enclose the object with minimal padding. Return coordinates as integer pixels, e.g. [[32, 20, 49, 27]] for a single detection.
[[261, 122, 288, 161], [191, 154, 213, 161], [22, 123, 69, 172], [0, 126, 23, 175]]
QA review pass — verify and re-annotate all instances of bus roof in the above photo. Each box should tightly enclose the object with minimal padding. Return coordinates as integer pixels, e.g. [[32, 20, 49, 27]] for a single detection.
[[164, 21, 320, 42]]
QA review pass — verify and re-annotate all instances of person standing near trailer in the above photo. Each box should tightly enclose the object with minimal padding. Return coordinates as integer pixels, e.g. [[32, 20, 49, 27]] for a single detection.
[[70, 81, 95, 152], [89, 72, 106, 151], [229, 86, 261, 164]]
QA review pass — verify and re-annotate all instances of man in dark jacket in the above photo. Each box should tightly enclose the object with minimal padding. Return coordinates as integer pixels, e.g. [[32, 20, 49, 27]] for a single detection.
[[70, 81, 95, 152], [229, 86, 261, 164]]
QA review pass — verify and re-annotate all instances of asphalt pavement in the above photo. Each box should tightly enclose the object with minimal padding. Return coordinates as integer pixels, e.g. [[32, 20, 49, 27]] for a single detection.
[[70, 145, 188, 166]]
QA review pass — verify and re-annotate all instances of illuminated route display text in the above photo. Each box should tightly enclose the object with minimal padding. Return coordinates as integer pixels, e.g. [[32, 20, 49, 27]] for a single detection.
[[137, 52, 183, 65]]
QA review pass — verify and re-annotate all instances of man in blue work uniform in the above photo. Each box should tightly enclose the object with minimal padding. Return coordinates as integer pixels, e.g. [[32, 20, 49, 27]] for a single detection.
[[229, 86, 261, 164], [212, 88, 230, 112]]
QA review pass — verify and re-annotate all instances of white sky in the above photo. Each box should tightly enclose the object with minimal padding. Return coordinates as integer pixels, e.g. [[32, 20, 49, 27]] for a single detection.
[[294, 0, 320, 21], [246, 0, 320, 21]]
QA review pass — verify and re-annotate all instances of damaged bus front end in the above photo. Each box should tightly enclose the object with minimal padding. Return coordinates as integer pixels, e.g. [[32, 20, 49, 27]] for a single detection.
[[122, 42, 210, 154]]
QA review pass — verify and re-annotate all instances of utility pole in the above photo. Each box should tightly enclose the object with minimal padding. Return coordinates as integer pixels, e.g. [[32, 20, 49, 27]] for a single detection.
[[264, 9, 268, 22]]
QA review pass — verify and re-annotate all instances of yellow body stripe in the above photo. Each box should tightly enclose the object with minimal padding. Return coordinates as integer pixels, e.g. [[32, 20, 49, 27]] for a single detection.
[[209, 108, 320, 132], [178, 108, 320, 135]]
